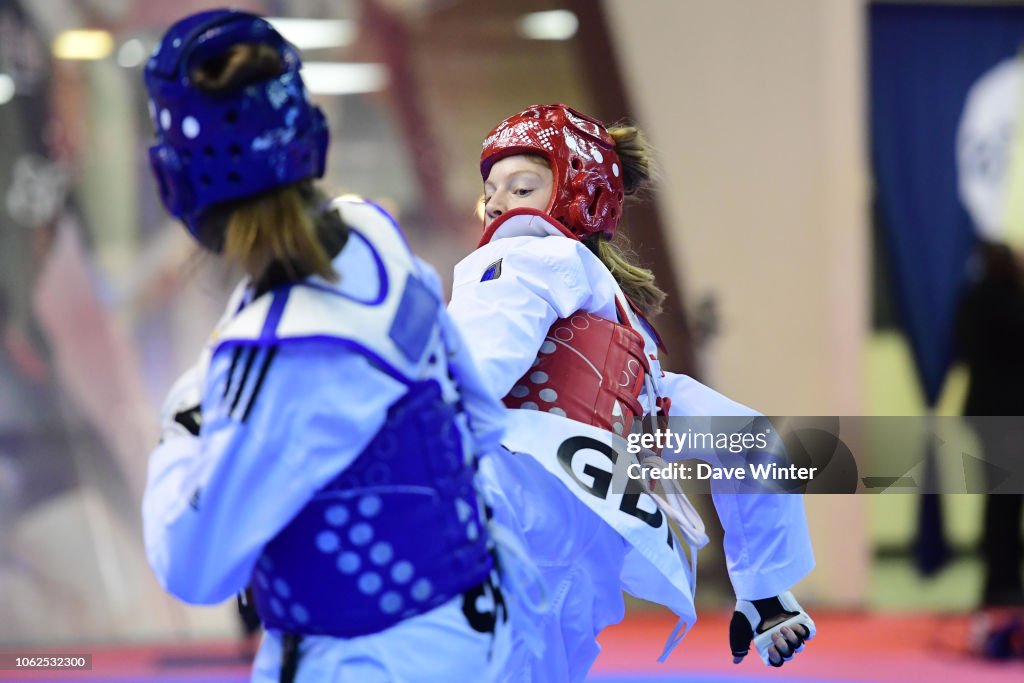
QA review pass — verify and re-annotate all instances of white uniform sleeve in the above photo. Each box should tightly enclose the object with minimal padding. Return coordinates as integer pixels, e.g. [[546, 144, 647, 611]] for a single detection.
[[413, 255, 505, 456], [661, 372, 815, 600], [142, 339, 406, 604], [439, 310, 506, 456], [447, 237, 592, 399]]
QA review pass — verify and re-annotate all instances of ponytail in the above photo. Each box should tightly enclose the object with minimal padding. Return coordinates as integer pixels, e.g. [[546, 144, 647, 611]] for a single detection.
[[592, 123, 665, 317], [222, 183, 336, 282], [587, 233, 666, 317]]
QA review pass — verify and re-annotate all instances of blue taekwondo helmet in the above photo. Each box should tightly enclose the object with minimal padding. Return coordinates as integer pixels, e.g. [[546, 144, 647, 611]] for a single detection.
[[144, 9, 329, 245]]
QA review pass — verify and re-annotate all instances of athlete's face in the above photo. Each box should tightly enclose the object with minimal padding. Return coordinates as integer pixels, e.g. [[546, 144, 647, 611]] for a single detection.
[[482, 155, 553, 229]]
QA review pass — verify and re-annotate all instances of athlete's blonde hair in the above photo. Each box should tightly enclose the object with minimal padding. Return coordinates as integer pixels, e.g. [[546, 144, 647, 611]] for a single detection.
[[590, 123, 665, 317]]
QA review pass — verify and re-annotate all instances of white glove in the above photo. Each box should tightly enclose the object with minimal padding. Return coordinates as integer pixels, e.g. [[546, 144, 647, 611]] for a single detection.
[[729, 591, 816, 667], [159, 365, 203, 441]]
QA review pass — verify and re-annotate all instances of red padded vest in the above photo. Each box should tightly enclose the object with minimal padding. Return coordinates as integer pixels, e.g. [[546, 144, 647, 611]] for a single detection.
[[503, 309, 650, 435]]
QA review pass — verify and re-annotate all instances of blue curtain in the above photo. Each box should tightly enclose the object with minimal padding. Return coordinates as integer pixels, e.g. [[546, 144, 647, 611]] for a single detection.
[[871, 2, 1024, 405], [870, 3, 1024, 574]]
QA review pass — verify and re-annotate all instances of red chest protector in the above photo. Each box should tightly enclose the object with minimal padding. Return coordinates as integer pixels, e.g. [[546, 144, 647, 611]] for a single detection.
[[502, 305, 658, 436]]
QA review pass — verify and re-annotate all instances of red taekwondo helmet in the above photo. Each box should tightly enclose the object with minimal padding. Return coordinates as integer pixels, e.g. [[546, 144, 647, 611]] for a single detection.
[[480, 104, 625, 240]]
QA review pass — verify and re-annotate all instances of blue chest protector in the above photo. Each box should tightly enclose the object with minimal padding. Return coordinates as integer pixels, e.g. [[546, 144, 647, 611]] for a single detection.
[[217, 199, 493, 637], [251, 378, 491, 637]]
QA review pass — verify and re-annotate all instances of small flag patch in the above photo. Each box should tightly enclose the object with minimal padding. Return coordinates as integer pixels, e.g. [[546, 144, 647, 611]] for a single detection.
[[481, 259, 503, 282]]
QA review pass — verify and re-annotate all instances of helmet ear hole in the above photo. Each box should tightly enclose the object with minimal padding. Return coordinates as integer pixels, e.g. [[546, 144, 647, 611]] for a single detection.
[[571, 157, 583, 171]]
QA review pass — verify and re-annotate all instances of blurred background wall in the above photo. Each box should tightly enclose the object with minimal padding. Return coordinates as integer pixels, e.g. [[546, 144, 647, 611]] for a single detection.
[[606, 0, 870, 607], [0, 0, 1014, 647]]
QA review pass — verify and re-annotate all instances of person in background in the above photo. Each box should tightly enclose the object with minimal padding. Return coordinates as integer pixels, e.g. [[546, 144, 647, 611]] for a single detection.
[[956, 240, 1024, 659], [141, 10, 510, 682]]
